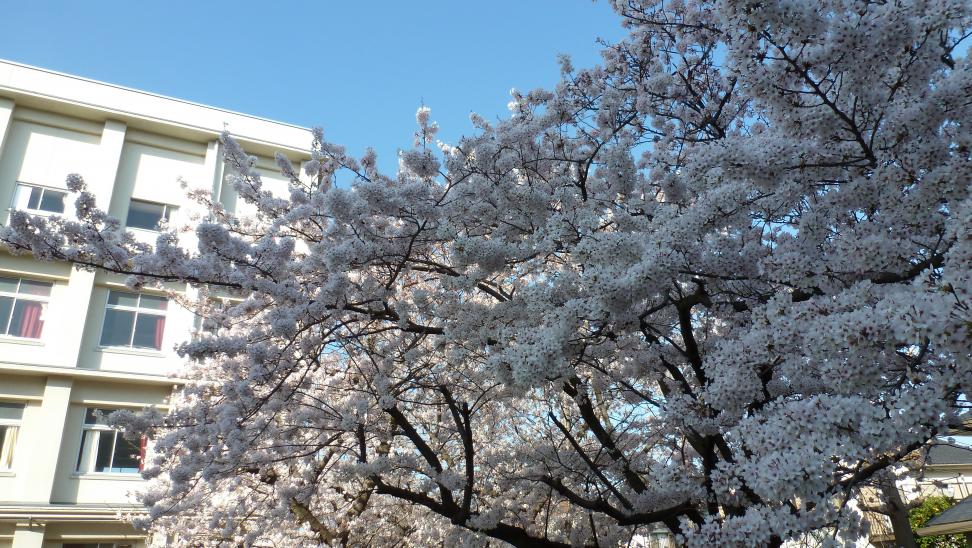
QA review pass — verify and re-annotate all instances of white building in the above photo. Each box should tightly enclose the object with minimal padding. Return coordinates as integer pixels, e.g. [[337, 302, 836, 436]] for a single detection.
[[0, 59, 312, 548]]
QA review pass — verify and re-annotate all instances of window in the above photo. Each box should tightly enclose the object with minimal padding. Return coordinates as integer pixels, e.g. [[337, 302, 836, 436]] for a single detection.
[[64, 543, 134, 548], [0, 276, 52, 339], [0, 403, 24, 470], [76, 408, 145, 474], [193, 298, 230, 336], [11, 182, 67, 214], [125, 199, 174, 230], [99, 291, 167, 350]]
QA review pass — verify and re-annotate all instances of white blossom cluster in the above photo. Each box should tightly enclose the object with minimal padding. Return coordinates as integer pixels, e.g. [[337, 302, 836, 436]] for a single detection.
[[2, 0, 971, 546]]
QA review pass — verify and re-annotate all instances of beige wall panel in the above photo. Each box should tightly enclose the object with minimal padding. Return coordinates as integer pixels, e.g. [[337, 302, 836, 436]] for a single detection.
[[108, 142, 205, 221], [126, 128, 207, 157], [70, 380, 171, 408], [0, 255, 72, 281], [0, 120, 100, 225], [220, 157, 291, 218], [14, 121, 101, 186], [13, 107, 104, 136], [0, 375, 45, 400]]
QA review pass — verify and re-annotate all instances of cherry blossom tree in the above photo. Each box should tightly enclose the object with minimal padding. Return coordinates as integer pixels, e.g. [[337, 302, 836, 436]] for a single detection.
[[3, 0, 971, 546]]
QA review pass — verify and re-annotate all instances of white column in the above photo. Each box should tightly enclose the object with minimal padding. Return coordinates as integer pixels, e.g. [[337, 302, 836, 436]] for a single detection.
[[0, 98, 15, 226], [0, 97, 14, 158], [21, 376, 73, 503], [90, 119, 127, 200], [11, 523, 45, 548], [57, 120, 127, 369], [204, 139, 224, 201]]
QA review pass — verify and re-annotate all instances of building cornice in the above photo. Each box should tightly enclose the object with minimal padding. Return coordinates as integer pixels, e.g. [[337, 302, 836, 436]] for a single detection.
[[0, 59, 313, 158], [0, 361, 186, 386], [0, 503, 146, 523]]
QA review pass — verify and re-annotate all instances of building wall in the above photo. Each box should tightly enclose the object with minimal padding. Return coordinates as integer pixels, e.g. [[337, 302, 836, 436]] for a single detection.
[[0, 59, 312, 548]]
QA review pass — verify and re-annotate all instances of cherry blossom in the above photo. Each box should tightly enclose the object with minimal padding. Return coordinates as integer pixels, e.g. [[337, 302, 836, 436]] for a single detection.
[[2, 0, 970, 546]]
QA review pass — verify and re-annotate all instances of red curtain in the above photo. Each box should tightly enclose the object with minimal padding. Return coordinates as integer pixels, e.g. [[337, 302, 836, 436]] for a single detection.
[[153, 317, 165, 349], [17, 301, 43, 338]]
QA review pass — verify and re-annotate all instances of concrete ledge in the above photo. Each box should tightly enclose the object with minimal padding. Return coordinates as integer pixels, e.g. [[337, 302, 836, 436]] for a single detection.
[[0, 361, 186, 385], [0, 503, 145, 523]]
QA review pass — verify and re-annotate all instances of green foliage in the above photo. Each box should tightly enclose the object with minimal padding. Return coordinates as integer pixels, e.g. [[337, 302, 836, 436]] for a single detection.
[[910, 496, 967, 548]]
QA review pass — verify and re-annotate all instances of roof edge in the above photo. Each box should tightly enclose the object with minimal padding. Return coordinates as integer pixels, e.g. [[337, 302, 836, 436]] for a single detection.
[[0, 58, 310, 132]]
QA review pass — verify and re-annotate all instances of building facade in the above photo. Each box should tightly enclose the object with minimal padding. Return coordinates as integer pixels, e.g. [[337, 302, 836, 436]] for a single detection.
[[0, 60, 312, 548]]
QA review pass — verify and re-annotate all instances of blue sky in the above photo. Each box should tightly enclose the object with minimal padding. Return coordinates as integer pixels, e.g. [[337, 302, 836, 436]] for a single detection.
[[0, 1, 627, 172]]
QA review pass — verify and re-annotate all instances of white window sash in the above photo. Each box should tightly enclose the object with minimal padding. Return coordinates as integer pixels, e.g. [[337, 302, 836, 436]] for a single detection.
[[0, 278, 51, 337], [127, 200, 175, 230], [79, 426, 126, 473], [104, 309, 165, 347], [0, 292, 50, 302], [0, 278, 54, 301], [104, 293, 167, 314], [79, 408, 145, 474], [77, 428, 99, 472], [11, 182, 68, 214], [0, 297, 49, 333], [104, 304, 166, 315], [102, 292, 167, 348]]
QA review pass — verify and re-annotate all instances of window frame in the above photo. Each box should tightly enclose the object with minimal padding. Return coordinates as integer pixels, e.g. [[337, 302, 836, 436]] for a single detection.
[[98, 290, 168, 351], [192, 296, 242, 337], [0, 275, 53, 340], [0, 402, 25, 471], [125, 198, 174, 231], [10, 182, 68, 215], [75, 408, 146, 476], [63, 543, 135, 548]]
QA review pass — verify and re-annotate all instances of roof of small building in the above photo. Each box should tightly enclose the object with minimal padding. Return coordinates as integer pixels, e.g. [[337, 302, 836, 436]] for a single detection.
[[924, 496, 972, 529], [927, 444, 972, 466]]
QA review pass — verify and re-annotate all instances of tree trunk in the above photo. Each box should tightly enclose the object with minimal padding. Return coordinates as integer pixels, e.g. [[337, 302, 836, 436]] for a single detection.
[[881, 482, 918, 548]]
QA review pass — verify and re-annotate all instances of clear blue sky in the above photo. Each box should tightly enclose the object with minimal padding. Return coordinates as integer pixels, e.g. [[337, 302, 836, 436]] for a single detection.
[[0, 1, 627, 172]]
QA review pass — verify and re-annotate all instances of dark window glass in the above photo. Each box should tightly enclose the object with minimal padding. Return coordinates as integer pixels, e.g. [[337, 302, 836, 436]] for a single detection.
[[7, 300, 44, 338], [132, 314, 165, 349], [112, 435, 141, 473], [0, 277, 18, 293], [38, 189, 66, 213], [0, 296, 12, 334], [107, 291, 139, 307], [26, 186, 42, 209], [0, 403, 23, 421], [0, 278, 52, 338], [18, 279, 52, 296], [94, 431, 115, 472], [139, 294, 168, 311], [126, 200, 165, 230], [84, 408, 110, 425], [100, 309, 134, 346]]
